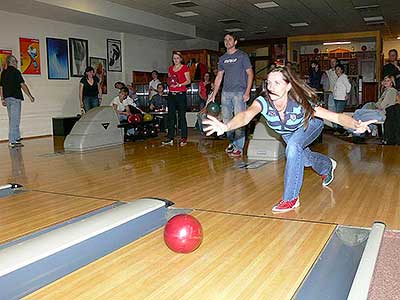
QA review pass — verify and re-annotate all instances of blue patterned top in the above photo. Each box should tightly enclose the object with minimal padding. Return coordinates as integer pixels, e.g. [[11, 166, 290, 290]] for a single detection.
[[255, 95, 312, 135]]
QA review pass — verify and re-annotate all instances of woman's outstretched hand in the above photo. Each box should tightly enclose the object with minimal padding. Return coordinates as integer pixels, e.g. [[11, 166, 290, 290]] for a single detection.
[[202, 115, 228, 136], [353, 119, 378, 134]]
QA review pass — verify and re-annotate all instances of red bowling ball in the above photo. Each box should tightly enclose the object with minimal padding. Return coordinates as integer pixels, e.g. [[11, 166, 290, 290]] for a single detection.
[[164, 214, 203, 253], [128, 113, 142, 124]]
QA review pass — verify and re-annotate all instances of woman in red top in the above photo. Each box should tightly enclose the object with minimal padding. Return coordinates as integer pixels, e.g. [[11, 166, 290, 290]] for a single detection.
[[198, 72, 213, 110], [162, 52, 191, 146]]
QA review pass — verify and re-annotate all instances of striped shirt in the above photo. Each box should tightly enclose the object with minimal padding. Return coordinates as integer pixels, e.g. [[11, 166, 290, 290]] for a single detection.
[[255, 96, 310, 135]]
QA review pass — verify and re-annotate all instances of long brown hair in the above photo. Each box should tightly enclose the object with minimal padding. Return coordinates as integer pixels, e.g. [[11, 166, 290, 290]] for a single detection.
[[261, 66, 318, 128]]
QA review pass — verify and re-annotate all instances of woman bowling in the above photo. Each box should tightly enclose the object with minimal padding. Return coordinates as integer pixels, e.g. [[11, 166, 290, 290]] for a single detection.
[[203, 66, 376, 213]]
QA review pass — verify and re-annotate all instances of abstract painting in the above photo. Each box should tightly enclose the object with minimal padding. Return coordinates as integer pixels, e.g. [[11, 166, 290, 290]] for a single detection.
[[0, 49, 12, 73], [90, 57, 107, 94], [69, 38, 88, 77], [46, 38, 69, 80], [107, 39, 122, 72], [19, 37, 41, 75]]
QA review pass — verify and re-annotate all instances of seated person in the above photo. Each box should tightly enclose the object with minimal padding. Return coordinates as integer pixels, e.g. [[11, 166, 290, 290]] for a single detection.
[[353, 75, 397, 136], [149, 83, 167, 111], [127, 84, 139, 104], [111, 87, 137, 135]]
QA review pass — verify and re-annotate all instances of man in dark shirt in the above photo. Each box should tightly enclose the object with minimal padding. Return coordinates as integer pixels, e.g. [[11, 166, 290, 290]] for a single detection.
[[0, 55, 35, 147], [149, 83, 167, 111], [383, 49, 400, 90]]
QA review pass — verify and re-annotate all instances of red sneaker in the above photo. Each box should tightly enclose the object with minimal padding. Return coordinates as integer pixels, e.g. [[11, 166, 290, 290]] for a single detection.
[[229, 149, 242, 157], [179, 138, 187, 146], [272, 197, 300, 213]]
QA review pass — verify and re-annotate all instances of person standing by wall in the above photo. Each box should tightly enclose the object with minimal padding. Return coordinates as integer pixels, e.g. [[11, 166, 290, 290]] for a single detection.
[[148, 70, 161, 99], [79, 66, 102, 112], [208, 32, 254, 157], [383, 49, 400, 90], [332, 64, 351, 133], [0, 55, 35, 148], [326, 58, 338, 112]]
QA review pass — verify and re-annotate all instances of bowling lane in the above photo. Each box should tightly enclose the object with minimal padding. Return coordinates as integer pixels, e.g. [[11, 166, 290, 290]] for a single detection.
[[0, 191, 114, 245], [24, 211, 334, 300]]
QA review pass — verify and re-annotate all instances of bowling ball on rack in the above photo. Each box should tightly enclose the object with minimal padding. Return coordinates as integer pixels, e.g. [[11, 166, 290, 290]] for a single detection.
[[128, 114, 142, 124], [143, 113, 153, 122], [164, 214, 203, 254]]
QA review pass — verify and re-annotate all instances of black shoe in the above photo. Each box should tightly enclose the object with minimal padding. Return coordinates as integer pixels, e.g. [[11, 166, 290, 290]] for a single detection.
[[16, 138, 23, 142]]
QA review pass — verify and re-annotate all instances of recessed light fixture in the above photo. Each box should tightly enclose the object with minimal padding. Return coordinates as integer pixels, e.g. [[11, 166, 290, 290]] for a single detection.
[[170, 1, 198, 8], [239, 37, 246, 41], [218, 19, 241, 24], [366, 21, 385, 25], [323, 41, 351, 45], [363, 16, 384, 22], [175, 11, 199, 17], [253, 30, 267, 34], [224, 28, 244, 32], [354, 4, 380, 9], [290, 22, 309, 27], [397, 37, 400, 40], [254, 1, 279, 9]]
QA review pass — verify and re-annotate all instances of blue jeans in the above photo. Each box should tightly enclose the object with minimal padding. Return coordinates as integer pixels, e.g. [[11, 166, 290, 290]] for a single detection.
[[6, 97, 22, 143], [221, 91, 246, 151], [333, 99, 346, 129], [281, 118, 332, 201], [119, 114, 134, 135], [327, 93, 335, 112], [83, 96, 99, 112], [352, 104, 385, 135]]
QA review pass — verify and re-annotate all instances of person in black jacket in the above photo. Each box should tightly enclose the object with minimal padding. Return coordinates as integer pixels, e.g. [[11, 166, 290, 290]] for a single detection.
[[383, 49, 400, 90]]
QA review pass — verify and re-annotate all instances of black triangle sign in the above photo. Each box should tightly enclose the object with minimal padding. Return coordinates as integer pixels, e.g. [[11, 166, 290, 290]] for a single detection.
[[101, 123, 110, 130]]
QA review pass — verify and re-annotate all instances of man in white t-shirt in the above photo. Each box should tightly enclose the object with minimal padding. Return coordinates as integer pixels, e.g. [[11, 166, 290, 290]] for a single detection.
[[148, 70, 161, 99], [111, 86, 137, 135]]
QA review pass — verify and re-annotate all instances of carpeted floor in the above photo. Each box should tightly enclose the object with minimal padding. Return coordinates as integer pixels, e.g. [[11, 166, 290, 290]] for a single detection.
[[368, 231, 400, 300]]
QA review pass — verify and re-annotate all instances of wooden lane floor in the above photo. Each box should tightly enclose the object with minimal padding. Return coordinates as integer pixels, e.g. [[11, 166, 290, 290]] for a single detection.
[[0, 191, 115, 244], [24, 211, 334, 300], [1, 134, 399, 229]]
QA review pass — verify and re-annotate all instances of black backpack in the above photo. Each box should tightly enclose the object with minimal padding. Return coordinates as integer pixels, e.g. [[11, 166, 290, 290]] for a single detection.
[[384, 103, 400, 145]]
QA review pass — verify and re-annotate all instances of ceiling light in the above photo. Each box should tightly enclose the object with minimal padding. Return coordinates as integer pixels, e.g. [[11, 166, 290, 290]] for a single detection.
[[323, 41, 351, 45], [218, 19, 241, 24], [253, 30, 267, 34], [397, 37, 400, 40], [363, 16, 384, 22], [175, 11, 199, 17], [366, 21, 385, 25], [290, 22, 309, 27], [254, 1, 279, 8], [354, 4, 380, 9], [224, 28, 244, 32], [170, 1, 198, 8]]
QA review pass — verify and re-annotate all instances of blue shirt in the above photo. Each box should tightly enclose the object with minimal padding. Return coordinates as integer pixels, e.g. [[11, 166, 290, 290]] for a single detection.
[[255, 95, 310, 135], [218, 49, 252, 92]]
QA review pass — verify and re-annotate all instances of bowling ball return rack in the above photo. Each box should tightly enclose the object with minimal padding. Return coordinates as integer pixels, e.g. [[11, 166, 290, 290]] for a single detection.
[[118, 119, 159, 142]]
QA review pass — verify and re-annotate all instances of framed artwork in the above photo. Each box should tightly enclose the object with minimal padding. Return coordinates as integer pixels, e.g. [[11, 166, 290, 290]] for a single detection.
[[69, 38, 88, 77], [0, 49, 12, 73], [90, 57, 107, 94], [46, 38, 69, 80], [19, 37, 41, 75], [107, 39, 122, 72]]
